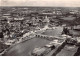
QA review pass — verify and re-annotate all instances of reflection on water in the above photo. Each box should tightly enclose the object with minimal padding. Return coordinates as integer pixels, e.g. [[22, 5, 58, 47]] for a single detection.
[[3, 26, 80, 56], [4, 38, 50, 56], [3, 26, 63, 56], [42, 27, 63, 36]]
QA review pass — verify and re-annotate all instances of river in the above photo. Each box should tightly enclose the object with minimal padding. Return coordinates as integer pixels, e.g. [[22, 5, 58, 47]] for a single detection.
[[3, 38, 50, 56], [3, 26, 63, 56]]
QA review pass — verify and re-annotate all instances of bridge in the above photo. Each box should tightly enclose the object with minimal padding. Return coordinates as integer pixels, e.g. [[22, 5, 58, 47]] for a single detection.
[[35, 34, 66, 41]]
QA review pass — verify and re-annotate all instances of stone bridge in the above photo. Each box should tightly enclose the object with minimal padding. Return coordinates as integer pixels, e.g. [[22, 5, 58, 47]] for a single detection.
[[35, 34, 66, 41]]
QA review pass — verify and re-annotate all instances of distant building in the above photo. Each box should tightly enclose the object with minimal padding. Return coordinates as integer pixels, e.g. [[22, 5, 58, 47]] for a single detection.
[[70, 10, 79, 14], [2, 13, 11, 18]]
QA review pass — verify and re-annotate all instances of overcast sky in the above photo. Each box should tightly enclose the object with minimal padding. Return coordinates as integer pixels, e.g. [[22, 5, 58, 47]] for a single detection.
[[0, 0, 80, 7]]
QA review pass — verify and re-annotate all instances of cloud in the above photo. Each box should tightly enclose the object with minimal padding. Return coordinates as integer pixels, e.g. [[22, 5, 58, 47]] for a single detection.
[[0, 0, 80, 7]]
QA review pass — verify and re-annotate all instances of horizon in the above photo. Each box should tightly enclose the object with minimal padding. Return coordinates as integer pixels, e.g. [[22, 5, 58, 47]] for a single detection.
[[0, 6, 80, 7], [1, 0, 80, 7]]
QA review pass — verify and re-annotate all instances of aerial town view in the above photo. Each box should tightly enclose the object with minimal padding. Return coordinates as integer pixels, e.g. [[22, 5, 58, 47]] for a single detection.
[[0, 0, 80, 56]]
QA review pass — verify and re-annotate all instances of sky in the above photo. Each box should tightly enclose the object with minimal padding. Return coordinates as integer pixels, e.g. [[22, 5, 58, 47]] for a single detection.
[[0, 0, 80, 7]]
